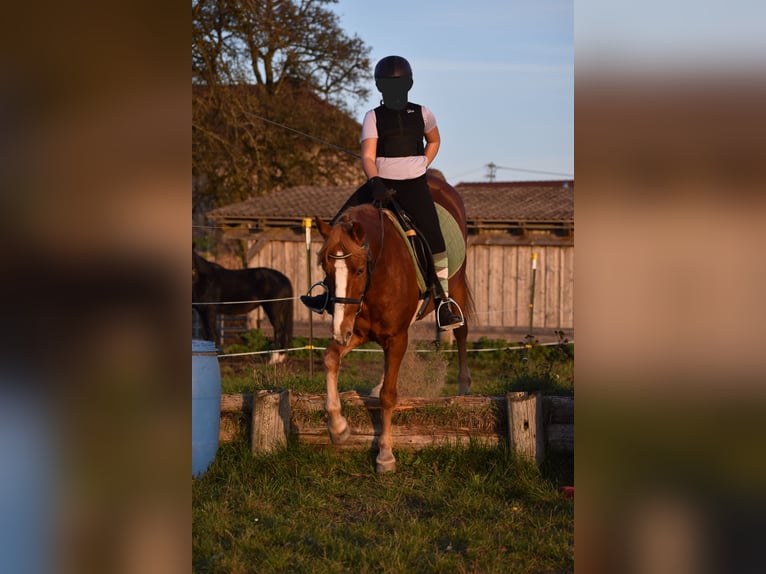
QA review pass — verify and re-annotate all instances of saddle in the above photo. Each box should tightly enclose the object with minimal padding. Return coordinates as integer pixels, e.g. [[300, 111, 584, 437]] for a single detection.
[[381, 199, 466, 319]]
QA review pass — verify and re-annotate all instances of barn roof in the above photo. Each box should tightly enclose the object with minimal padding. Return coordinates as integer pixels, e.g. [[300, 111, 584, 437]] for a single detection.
[[208, 179, 573, 234]]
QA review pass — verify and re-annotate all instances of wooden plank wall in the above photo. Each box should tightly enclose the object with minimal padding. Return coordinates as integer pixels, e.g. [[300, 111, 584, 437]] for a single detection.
[[245, 230, 573, 332]]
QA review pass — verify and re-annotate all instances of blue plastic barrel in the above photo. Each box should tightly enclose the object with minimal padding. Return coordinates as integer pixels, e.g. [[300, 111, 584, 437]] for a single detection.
[[192, 339, 221, 477]]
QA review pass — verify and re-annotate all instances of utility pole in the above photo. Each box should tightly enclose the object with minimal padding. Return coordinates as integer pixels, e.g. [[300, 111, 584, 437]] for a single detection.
[[486, 162, 497, 183]]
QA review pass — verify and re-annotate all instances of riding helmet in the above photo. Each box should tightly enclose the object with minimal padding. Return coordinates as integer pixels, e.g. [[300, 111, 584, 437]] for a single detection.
[[374, 56, 413, 110], [374, 55, 413, 80]]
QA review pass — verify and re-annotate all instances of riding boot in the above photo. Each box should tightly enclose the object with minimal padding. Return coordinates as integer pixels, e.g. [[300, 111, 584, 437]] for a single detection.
[[437, 298, 464, 331], [433, 251, 464, 331], [300, 281, 333, 315]]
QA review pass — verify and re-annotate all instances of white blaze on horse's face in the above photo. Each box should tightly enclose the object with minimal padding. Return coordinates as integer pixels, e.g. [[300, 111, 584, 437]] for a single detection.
[[332, 251, 349, 343]]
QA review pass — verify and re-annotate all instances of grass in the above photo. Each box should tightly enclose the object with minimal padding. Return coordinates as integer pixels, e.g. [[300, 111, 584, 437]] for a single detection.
[[193, 440, 573, 573], [217, 331, 574, 398], [196, 331, 574, 572], [463, 335, 574, 397]]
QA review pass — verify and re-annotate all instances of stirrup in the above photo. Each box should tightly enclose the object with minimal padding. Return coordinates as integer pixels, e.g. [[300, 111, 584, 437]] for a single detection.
[[437, 297, 465, 331], [301, 281, 330, 314]]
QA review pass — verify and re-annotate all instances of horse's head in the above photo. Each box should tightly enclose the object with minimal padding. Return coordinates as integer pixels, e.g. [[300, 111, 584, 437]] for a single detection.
[[316, 213, 372, 345]]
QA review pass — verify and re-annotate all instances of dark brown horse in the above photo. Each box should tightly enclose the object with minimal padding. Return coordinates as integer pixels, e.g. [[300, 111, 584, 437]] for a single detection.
[[192, 251, 293, 361], [315, 174, 472, 472]]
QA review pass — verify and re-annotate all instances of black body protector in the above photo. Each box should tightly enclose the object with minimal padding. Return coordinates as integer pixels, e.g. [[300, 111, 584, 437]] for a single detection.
[[374, 103, 425, 158]]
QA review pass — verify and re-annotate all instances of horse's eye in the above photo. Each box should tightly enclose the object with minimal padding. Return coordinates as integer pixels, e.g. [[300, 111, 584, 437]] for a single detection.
[[355, 268, 364, 276]]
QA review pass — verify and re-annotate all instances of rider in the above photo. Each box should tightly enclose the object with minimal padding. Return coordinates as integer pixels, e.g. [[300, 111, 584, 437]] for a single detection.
[[301, 55, 464, 331]]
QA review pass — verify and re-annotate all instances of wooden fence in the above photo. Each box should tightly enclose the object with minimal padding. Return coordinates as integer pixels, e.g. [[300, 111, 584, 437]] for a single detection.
[[219, 390, 573, 463], [241, 229, 573, 336]]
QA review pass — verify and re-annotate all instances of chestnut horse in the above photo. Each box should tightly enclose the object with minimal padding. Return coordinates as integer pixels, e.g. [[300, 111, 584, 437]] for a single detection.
[[315, 175, 472, 472]]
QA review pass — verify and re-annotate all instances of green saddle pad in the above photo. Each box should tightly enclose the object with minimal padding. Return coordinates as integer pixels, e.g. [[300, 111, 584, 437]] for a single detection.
[[382, 204, 466, 294]]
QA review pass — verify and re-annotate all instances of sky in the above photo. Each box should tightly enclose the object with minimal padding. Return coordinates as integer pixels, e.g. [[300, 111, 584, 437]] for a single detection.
[[329, 0, 574, 184], [575, 0, 766, 69]]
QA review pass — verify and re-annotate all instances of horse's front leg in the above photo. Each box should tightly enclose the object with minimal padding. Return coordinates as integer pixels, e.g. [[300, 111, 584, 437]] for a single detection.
[[323, 340, 357, 444], [202, 308, 219, 346], [376, 333, 408, 473]]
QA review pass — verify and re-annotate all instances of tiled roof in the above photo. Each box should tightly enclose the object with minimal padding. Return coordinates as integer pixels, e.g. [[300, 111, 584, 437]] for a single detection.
[[208, 179, 573, 232], [210, 184, 362, 223], [457, 181, 573, 223]]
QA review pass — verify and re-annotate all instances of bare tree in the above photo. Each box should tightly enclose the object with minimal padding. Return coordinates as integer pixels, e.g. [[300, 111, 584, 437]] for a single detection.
[[193, 0, 371, 212]]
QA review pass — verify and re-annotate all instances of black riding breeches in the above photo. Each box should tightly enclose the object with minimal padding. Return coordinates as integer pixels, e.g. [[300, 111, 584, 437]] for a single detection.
[[332, 174, 446, 254]]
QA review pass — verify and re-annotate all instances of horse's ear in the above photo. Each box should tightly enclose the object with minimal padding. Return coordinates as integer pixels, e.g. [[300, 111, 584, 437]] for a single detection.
[[316, 216, 333, 239], [349, 221, 366, 244]]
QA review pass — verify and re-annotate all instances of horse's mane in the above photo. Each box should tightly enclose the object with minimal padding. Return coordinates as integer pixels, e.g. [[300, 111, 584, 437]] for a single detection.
[[193, 250, 223, 274]]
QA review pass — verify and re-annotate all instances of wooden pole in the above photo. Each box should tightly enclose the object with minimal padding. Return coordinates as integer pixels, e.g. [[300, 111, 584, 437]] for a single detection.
[[506, 391, 544, 464], [528, 252, 537, 335], [303, 217, 314, 378], [251, 389, 290, 454]]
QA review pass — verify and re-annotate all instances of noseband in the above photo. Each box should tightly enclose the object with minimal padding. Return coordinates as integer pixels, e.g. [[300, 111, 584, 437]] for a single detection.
[[328, 242, 374, 312]]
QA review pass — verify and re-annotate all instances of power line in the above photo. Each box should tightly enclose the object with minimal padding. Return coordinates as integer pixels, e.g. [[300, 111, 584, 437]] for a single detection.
[[242, 110, 361, 159], [452, 163, 574, 183], [444, 166, 486, 181], [490, 163, 573, 178]]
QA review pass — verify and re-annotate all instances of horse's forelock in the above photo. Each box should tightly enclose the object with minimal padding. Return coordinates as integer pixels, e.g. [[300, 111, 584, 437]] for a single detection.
[[320, 219, 367, 268]]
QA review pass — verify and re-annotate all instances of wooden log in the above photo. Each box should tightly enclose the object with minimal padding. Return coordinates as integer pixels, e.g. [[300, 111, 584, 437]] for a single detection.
[[226, 391, 507, 413], [290, 391, 505, 411], [507, 391, 544, 464], [251, 389, 290, 454], [293, 424, 501, 450], [219, 413, 245, 443], [546, 423, 574, 453], [542, 396, 573, 453], [543, 396, 574, 424], [220, 392, 573, 455], [221, 392, 252, 413]]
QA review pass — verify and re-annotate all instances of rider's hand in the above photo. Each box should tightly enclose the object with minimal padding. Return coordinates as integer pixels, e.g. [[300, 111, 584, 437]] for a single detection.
[[368, 177, 396, 202]]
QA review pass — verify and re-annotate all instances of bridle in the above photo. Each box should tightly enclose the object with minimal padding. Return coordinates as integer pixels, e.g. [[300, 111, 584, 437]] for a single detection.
[[327, 210, 385, 316], [328, 241, 374, 315]]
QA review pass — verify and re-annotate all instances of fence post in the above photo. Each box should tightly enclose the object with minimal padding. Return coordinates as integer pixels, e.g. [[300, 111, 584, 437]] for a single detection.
[[251, 389, 290, 454], [528, 252, 538, 335], [506, 391, 544, 465], [303, 217, 314, 378]]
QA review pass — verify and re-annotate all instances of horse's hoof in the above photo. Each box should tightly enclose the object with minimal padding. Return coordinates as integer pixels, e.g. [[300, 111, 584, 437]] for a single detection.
[[375, 458, 396, 473], [328, 422, 351, 444], [457, 385, 472, 396]]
